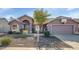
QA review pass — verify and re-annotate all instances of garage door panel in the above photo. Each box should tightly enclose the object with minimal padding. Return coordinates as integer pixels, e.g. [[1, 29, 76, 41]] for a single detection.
[[52, 25, 73, 34]]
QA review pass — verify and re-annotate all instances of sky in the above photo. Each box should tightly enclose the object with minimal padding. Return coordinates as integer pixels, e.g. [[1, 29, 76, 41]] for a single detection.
[[0, 8, 79, 20]]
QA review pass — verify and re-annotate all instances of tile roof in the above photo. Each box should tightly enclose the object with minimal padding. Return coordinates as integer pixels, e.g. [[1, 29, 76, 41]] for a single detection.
[[46, 16, 79, 24], [72, 18, 79, 22]]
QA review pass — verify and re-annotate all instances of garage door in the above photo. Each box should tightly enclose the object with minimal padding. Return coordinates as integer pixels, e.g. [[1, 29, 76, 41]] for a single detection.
[[51, 25, 73, 34]]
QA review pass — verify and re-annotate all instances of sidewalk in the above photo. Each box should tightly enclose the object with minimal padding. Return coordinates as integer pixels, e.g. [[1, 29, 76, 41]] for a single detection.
[[0, 47, 37, 50]]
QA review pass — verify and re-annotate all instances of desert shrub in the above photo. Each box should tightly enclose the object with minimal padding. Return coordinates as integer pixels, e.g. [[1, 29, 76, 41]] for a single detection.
[[8, 31, 21, 34], [44, 30, 50, 37], [13, 32, 21, 34], [1, 36, 11, 46], [11, 31, 21, 34]]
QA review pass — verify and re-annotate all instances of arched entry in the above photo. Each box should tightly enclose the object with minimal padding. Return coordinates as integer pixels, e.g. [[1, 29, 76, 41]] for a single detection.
[[22, 20, 30, 33], [23, 20, 30, 30]]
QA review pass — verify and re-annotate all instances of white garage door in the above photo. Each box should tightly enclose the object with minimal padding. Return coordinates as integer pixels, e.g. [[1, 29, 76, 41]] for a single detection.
[[51, 25, 73, 34]]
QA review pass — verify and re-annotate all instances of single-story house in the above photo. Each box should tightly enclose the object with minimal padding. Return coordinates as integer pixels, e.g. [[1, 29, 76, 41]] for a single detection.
[[9, 15, 34, 33], [0, 18, 10, 33], [47, 16, 79, 35], [9, 15, 48, 33], [8, 15, 79, 35]]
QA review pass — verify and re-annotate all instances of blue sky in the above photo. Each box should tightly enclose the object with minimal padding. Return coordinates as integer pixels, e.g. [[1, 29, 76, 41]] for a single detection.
[[0, 8, 79, 20]]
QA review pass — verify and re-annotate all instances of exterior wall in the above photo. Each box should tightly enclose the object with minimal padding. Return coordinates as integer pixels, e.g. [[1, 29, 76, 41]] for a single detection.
[[65, 19, 78, 32], [49, 19, 61, 24], [0, 20, 10, 33], [19, 16, 33, 33], [9, 15, 33, 33], [29, 23, 32, 33], [10, 22, 20, 32]]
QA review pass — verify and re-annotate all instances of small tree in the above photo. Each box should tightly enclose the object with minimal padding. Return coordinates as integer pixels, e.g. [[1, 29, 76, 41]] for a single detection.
[[33, 9, 51, 32]]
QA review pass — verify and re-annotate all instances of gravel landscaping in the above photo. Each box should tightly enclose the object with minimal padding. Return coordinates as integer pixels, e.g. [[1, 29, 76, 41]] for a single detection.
[[0, 34, 74, 50], [38, 36, 73, 50]]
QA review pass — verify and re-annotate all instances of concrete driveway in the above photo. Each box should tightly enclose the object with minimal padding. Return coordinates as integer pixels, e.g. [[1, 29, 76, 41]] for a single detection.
[[54, 34, 79, 42]]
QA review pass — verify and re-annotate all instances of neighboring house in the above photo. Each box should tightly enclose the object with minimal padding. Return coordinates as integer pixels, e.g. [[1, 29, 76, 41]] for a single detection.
[[47, 16, 79, 35], [9, 15, 34, 33], [0, 18, 10, 33]]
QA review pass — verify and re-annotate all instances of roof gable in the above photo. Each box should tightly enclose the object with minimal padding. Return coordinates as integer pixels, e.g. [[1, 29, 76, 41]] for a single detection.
[[18, 15, 34, 23], [9, 20, 21, 25], [47, 16, 79, 24]]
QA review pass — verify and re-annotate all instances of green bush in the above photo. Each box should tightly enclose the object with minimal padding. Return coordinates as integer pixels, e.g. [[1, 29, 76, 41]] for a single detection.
[[44, 30, 50, 37], [8, 31, 21, 34], [13, 32, 21, 34], [8, 31, 13, 34], [1, 36, 11, 46]]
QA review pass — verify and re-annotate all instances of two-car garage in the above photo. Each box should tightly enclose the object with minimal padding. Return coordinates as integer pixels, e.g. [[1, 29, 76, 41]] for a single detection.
[[47, 24, 74, 34]]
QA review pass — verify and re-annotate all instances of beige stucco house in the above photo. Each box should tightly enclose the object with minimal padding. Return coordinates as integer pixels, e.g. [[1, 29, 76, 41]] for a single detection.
[[8, 15, 79, 35], [9, 15, 34, 33], [9, 15, 48, 33]]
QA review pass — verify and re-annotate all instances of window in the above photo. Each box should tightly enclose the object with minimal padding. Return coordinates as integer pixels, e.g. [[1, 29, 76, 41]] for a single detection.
[[61, 19, 67, 24], [13, 25, 17, 29]]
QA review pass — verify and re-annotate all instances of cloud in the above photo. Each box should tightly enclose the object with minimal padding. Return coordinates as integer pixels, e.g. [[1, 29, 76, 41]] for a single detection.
[[66, 8, 75, 11], [69, 13, 79, 18], [5, 15, 16, 21], [64, 11, 79, 18]]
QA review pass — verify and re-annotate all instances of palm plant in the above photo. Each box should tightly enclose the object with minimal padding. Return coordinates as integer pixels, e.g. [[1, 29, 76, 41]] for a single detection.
[[33, 9, 51, 32]]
